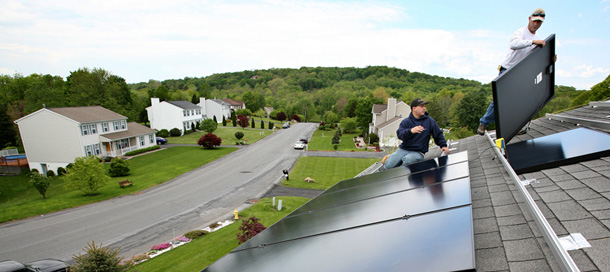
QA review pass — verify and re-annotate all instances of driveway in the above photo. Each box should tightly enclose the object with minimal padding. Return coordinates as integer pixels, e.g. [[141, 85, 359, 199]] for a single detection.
[[0, 123, 318, 263]]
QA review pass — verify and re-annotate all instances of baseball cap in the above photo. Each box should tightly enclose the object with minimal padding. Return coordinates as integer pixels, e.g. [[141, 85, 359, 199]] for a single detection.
[[531, 8, 545, 22], [411, 98, 429, 108]]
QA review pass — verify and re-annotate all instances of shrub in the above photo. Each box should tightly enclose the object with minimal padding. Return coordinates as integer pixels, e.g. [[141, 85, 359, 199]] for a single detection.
[[222, 116, 227, 126], [237, 114, 249, 128], [268, 121, 274, 129], [57, 167, 67, 176], [124, 145, 160, 156], [63, 156, 110, 196], [209, 222, 220, 229], [197, 133, 222, 149], [103, 156, 113, 162], [251, 118, 255, 128], [108, 157, 130, 177], [29, 172, 51, 199], [200, 119, 218, 133], [184, 230, 208, 240], [234, 131, 244, 140], [291, 114, 301, 122], [367, 133, 379, 145], [151, 243, 172, 251], [169, 128, 181, 137], [333, 144, 339, 150], [172, 236, 191, 243], [261, 119, 264, 128], [46, 170, 55, 177], [236, 216, 266, 244], [157, 129, 169, 138], [71, 241, 128, 272]]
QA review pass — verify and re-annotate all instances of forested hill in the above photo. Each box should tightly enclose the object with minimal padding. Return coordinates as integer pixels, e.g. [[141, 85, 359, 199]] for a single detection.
[[1, 65, 604, 149]]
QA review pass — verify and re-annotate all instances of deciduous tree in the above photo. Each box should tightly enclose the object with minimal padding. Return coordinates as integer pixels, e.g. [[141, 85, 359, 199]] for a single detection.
[[29, 172, 51, 199], [64, 156, 110, 196], [198, 133, 222, 149]]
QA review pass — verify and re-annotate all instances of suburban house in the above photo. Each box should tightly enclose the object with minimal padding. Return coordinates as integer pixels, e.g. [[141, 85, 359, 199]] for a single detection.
[[146, 98, 203, 135], [222, 98, 246, 111], [199, 98, 231, 123], [14, 106, 156, 174], [369, 97, 411, 147]]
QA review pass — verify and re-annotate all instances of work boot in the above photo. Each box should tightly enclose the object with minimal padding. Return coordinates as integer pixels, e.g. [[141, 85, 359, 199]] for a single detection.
[[477, 124, 486, 135], [382, 154, 389, 165]]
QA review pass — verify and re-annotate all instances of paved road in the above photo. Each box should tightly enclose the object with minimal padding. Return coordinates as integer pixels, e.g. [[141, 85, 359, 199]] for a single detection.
[[0, 123, 318, 263]]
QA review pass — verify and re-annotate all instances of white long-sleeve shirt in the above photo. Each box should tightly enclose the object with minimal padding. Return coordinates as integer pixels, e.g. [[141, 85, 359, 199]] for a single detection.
[[500, 26, 540, 69]]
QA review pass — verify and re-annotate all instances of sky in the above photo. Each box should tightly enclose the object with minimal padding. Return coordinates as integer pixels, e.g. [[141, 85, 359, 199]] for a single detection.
[[1, 0, 609, 90]]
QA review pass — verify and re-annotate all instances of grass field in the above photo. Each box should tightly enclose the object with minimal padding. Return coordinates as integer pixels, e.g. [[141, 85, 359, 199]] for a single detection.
[[129, 197, 310, 272], [306, 128, 375, 152], [166, 126, 276, 145], [0, 146, 236, 223], [281, 156, 380, 190]]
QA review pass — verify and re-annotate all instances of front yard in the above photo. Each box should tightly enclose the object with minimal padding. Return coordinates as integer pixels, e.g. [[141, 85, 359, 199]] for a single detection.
[[0, 146, 236, 223]]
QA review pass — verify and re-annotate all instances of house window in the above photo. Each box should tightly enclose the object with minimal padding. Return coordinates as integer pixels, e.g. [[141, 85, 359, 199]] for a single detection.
[[149, 134, 154, 144], [113, 121, 120, 130], [84, 145, 93, 156], [102, 122, 109, 132], [115, 139, 129, 149], [140, 136, 145, 146], [81, 124, 97, 135], [121, 120, 126, 129], [183, 110, 187, 117], [93, 144, 101, 155]]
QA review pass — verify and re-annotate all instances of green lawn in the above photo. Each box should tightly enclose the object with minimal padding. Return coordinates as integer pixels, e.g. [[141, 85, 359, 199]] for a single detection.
[[0, 146, 236, 223], [167, 126, 276, 145], [281, 157, 379, 190], [306, 129, 375, 152], [130, 197, 309, 272]]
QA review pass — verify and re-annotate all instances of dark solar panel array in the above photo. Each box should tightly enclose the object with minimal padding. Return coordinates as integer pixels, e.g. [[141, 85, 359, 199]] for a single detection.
[[202, 151, 475, 272], [508, 127, 610, 174]]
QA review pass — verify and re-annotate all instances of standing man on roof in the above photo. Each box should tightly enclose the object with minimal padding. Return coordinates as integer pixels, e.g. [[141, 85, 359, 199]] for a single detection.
[[382, 98, 450, 170], [478, 8, 552, 135]]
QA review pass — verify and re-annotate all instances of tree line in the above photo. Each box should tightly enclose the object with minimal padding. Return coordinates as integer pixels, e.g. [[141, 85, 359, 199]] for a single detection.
[[2, 66, 608, 149]]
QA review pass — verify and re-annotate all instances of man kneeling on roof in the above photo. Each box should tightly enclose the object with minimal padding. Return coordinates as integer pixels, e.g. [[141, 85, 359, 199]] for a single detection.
[[382, 98, 450, 170]]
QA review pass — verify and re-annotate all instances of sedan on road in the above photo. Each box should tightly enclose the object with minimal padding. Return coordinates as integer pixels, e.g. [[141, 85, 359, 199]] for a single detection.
[[293, 141, 306, 149]]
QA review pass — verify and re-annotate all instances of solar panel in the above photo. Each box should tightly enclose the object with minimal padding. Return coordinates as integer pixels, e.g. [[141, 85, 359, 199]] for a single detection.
[[507, 127, 610, 174], [201, 151, 474, 272], [493, 34, 556, 143]]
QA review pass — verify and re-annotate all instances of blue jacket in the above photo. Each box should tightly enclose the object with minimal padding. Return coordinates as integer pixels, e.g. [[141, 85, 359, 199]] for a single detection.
[[396, 112, 447, 154]]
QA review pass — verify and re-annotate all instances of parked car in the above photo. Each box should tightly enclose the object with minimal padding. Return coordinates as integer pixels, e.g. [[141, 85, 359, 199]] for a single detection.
[[299, 136, 308, 144], [0, 259, 69, 272], [156, 137, 168, 144], [27, 259, 69, 272], [282, 122, 290, 129], [294, 141, 306, 149]]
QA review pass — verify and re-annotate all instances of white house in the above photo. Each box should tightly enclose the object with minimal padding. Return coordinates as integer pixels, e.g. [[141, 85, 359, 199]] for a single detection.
[[222, 98, 246, 111], [199, 98, 231, 123], [146, 98, 204, 135], [369, 98, 411, 148], [14, 106, 157, 173]]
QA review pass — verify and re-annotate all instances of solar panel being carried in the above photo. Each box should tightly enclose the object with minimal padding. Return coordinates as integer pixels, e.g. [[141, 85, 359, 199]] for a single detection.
[[202, 151, 475, 272]]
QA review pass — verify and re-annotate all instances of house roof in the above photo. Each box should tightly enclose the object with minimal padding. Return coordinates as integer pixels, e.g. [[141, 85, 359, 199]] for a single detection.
[[45, 106, 127, 123], [372, 104, 387, 114], [166, 101, 201, 109], [422, 101, 610, 271], [99, 122, 155, 141], [222, 98, 244, 107], [377, 116, 403, 130]]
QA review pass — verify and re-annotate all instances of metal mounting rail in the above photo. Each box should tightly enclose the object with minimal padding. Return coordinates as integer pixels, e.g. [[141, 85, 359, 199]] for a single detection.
[[484, 132, 580, 272], [546, 113, 610, 131]]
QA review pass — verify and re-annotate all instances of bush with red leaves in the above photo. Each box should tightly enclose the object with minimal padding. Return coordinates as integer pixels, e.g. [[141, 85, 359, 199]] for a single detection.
[[197, 133, 222, 149], [236, 216, 266, 244], [291, 114, 301, 122], [237, 114, 249, 128]]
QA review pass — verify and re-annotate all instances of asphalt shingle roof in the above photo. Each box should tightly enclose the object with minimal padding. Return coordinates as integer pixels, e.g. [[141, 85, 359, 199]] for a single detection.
[[437, 101, 610, 271]]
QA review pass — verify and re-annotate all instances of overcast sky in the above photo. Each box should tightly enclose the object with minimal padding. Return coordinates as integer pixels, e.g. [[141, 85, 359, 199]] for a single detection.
[[1, 0, 609, 90]]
